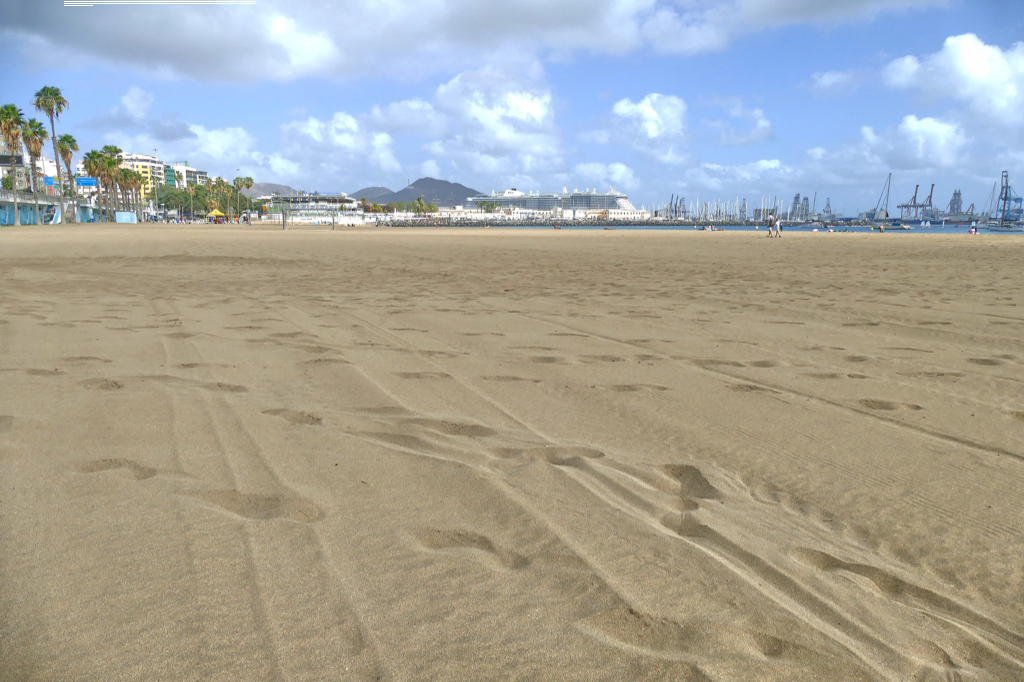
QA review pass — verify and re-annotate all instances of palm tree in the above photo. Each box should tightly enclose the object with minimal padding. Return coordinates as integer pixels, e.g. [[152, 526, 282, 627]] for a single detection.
[[233, 176, 244, 219], [0, 104, 26, 226], [100, 146, 122, 221], [242, 176, 254, 220], [116, 168, 135, 213], [131, 170, 144, 218], [21, 118, 48, 224], [82, 150, 104, 221], [56, 133, 78, 221], [32, 86, 69, 223]]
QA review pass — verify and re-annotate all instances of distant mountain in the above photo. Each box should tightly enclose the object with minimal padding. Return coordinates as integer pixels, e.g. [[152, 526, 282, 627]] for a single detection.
[[349, 186, 393, 201], [243, 182, 296, 198], [370, 178, 481, 207]]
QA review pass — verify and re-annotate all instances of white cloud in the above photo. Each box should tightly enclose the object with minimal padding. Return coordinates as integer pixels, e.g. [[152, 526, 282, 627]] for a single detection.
[[609, 93, 689, 163], [281, 112, 402, 174], [811, 69, 858, 93], [421, 159, 441, 178], [891, 115, 967, 168], [120, 86, 154, 119], [799, 114, 968, 192], [573, 162, 639, 190], [369, 100, 447, 138], [612, 93, 686, 139], [855, 115, 967, 170], [3, 0, 941, 82], [883, 34, 1024, 130], [640, 0, 939, 57], [265, 15, 339, 78], [426, 63, 563, 178], [702, 97, 774, 146], [188, 124, 258, 162], [681, 158, 794, 192]]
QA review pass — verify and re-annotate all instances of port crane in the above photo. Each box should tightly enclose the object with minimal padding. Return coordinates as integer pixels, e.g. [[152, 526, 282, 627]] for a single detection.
[[995, 171, 1023, 226], [898, 183, 934, 220]]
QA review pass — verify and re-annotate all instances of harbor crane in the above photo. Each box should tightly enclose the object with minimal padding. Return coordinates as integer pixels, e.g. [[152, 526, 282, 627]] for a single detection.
[[995, 171, 1023, 226], [898, 183, 934, 220]]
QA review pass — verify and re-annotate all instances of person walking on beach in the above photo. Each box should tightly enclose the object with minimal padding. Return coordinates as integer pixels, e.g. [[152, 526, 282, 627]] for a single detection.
[[767, 213, 777, 238]]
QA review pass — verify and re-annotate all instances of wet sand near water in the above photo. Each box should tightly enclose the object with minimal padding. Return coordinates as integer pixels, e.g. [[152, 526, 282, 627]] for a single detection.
[[1, 223, 1023, 681]]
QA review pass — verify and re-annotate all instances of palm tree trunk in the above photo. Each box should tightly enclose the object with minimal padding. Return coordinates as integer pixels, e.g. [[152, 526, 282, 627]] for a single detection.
[[64, 160, 77, 223], [29, 157, 40, 224], [8, 161, 19, 226], [47, 116, 65, 224]]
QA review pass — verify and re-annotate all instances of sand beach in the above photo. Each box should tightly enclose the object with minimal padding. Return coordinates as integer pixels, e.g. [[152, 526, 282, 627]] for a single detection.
[[1, 223, 1022, 681]]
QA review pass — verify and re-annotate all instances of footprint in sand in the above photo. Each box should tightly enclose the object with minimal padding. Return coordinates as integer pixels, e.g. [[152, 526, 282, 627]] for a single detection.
[[62, 356, 112, 364], [481, 375, 542, 383], [183, 490, 324, 523], [263, 409, 322, 426], [728, 383, 779, 394], [580, 355, 625, 363], [357, 406, 413, 416], [528, 356, 564, 364], [402, 418, 496, 437], [521, 445, 605, 466], [967, 358, 1002, 366], [605, 384, 670, 392], [362, 431, 445, 453], [0, 415, 13, 434], [72, 458, 157, 480], [859, 399, 922, 411], [694, 359, 746, 368], [394, 371, 451, 380], [305, 357, 351, 365], [80, 378, 124, 390], [662, 464, 722, 501], [844, 355, 872, 363], [410, 528, 530, 570], [203, 382, 247, 393]]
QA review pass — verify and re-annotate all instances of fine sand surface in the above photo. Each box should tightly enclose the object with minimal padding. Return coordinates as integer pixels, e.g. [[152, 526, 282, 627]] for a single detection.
[[1, 223, 1023, 681]]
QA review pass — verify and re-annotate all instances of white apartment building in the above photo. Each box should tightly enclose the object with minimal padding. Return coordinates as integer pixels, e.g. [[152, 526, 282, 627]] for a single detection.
[[169, 162, 209, 187], [119, 153, 172, 196]]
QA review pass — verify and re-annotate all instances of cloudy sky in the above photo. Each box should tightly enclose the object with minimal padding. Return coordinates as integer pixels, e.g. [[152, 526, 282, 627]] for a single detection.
[[2, 0, 1020, 213]]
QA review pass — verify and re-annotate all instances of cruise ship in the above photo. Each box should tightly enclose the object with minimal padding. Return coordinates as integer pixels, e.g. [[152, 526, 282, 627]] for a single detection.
[[466, 187, 637, 213]]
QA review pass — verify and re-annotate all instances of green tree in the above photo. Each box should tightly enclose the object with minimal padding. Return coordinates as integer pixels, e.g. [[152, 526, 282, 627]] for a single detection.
[[233, 176, 244, 218], [99, 146, 123, 221], [21, 118, 48, 224], [32, 86, 69, 223], [0, 104, 26, 226], [82, 150, 104, 220], [56, 134, 78, 221]]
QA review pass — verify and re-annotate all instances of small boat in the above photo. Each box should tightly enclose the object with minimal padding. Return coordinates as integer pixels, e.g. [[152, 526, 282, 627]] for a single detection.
[[983, 221, 1021, 232]]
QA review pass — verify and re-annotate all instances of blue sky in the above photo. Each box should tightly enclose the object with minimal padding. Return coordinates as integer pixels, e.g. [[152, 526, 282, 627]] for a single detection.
[[2, 0, 1020, 213]]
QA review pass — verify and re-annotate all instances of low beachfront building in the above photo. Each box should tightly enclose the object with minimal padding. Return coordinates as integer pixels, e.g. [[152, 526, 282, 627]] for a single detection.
[[258, 193, 357, 221]]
